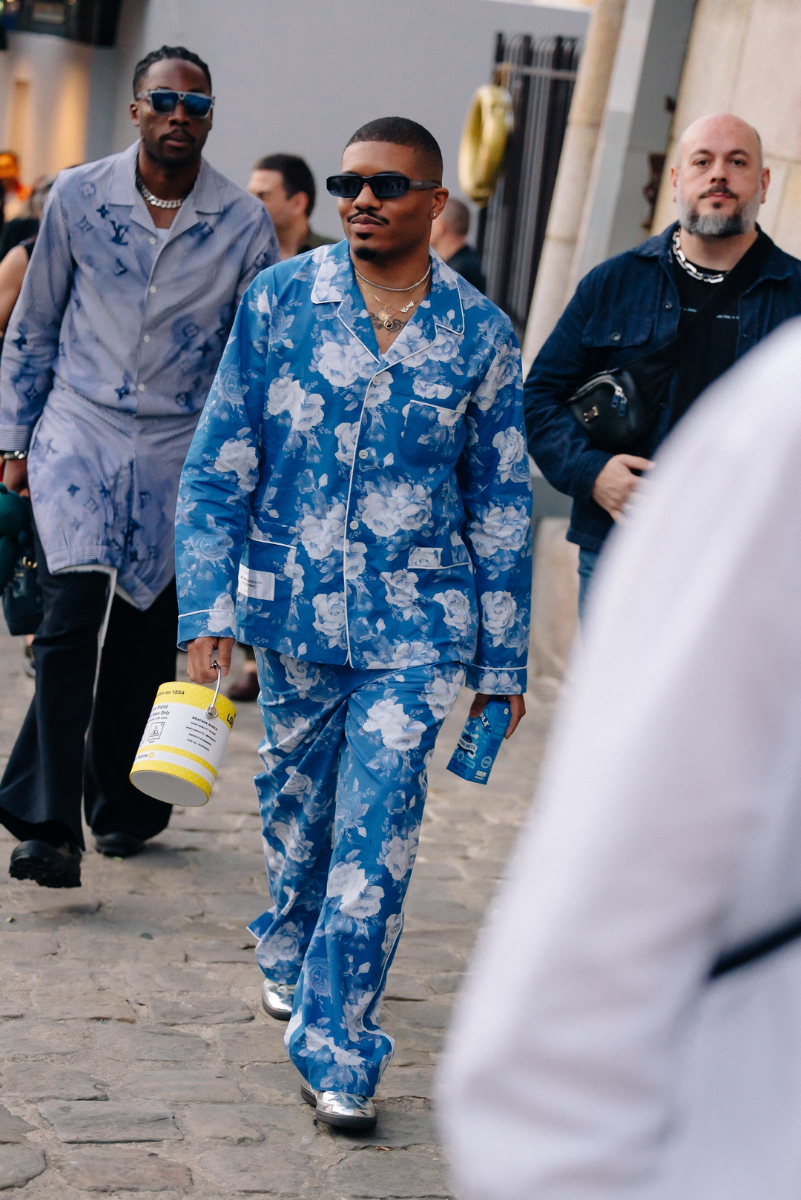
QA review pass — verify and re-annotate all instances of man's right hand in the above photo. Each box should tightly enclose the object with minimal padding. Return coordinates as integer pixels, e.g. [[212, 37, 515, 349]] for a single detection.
[[2, 457, 29, 496], [592, 454, 653, 523]]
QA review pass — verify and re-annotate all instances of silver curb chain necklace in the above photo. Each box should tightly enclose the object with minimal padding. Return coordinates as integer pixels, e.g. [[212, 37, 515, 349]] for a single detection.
[[672, 228, 726, 284], [136, 172, 184, 210], [353, 264, 431, 292]]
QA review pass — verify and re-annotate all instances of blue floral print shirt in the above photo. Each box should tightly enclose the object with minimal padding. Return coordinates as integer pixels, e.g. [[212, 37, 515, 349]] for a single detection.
[[176, 240, 532, 694]]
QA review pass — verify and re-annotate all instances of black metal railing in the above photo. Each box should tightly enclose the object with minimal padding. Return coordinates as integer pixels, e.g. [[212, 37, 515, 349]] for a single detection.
[[478, 33, 580, 340]]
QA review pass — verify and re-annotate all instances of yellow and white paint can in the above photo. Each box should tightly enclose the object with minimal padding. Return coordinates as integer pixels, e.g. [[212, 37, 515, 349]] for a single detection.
[[130, 675, 237, 807]]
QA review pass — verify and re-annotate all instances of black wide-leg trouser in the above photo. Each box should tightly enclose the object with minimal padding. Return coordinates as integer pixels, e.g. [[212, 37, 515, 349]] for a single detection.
[[0, 537, 177, 849]]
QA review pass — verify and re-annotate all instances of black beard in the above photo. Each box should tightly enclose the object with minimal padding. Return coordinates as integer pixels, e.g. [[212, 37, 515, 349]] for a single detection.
[[353, 245, 381, 262], [141, 136, 201, 171]]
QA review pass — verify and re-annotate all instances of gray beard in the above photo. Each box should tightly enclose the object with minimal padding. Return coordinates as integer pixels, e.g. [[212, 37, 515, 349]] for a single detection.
[[677, 190, 762, 239]]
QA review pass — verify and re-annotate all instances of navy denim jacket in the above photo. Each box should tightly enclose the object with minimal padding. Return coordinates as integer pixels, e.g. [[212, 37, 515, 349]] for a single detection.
[[524, 222, 801, 550]]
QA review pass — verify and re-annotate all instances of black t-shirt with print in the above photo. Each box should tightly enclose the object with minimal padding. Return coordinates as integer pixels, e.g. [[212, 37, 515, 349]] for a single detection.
[[671, 254, 740, 426]]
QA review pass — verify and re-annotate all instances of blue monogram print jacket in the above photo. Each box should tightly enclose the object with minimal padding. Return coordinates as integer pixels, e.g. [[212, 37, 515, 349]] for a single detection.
[[176, 241, 532, 693], [0, 141, 276, 443], [0, 141, 277, 606]]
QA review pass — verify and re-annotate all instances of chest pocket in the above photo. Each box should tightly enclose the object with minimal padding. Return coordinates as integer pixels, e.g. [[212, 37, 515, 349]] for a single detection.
[[400, 397, 468, 469], [581, 314, 654, 351]]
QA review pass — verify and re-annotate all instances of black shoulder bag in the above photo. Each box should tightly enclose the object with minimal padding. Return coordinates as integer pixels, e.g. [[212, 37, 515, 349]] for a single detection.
[[710, 912, 801, 981], [0, 482, 42, 636], [565, 235, 773, 454]]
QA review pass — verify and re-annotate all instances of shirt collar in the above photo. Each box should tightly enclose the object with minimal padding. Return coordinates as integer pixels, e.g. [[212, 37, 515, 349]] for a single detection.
[[108, 140, 224, 215], [311, 240, 465, 365]]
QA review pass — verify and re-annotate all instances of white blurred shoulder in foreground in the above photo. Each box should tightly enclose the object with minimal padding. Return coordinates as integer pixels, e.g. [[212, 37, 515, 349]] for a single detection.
[[439, 317, 801, 1200]]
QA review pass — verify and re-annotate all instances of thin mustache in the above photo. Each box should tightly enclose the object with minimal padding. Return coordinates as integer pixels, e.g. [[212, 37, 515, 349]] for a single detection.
[[700, 187, 736, 199], [348, 213, 389, 225]]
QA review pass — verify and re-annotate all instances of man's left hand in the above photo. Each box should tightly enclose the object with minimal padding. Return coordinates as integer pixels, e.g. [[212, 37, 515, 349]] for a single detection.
[[469, 692, 526, 739]]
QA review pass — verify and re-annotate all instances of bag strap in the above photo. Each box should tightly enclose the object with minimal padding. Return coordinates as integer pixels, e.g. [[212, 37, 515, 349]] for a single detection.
[[636, 231, 774, 374], [709, 911, 801, 980]]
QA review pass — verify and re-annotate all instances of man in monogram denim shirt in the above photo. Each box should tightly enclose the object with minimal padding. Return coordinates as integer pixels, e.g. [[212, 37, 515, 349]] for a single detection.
[[0, 45, 277, 887]]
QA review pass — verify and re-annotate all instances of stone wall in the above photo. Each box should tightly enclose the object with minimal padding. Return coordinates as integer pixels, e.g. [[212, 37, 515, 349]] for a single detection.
[[652, 0, 801, 256]]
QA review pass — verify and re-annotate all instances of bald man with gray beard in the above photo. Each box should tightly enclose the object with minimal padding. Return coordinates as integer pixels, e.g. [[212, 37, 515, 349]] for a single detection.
[[524, 113, 801, 612]]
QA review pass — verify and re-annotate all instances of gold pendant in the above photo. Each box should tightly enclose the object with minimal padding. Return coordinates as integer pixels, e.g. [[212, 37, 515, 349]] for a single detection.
[[383, 318, 393, 330], [378, 310, 389, 322]]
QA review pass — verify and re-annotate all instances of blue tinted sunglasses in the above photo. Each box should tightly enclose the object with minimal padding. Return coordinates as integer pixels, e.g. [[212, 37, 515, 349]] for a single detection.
[[136, 89, 215, 118]]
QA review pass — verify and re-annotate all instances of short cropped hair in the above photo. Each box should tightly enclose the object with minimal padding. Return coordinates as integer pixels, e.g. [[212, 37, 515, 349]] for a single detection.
[[346, 117, 443, 181], [442, 197, 470, 238], [133, 45, 212, 96], [253, 153, 317, 217]]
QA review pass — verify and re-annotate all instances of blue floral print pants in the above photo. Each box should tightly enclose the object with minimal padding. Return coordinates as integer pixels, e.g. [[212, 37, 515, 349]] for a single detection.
[[247, 649, 465, 1096]]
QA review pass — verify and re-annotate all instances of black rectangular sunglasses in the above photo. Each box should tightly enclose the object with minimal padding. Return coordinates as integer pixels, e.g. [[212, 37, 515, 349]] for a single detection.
[[137, 89, 215, 118], [327, 173, 440, 200]]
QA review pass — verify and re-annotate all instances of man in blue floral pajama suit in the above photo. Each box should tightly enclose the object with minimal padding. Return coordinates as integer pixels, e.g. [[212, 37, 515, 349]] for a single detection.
[[177, 118, 532, 1128]]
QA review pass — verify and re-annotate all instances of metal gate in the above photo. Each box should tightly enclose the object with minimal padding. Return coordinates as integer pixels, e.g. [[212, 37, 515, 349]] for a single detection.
[[478, 33, 580, 341]]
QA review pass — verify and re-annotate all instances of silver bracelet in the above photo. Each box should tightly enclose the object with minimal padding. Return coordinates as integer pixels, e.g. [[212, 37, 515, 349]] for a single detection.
[[2, 450, 27, 460]]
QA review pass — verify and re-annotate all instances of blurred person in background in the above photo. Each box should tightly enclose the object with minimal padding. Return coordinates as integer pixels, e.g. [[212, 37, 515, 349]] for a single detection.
[[0, 151, 30, 224], [0, 174, 56, 681], [441, 315, 801, 1200], [248, 153, 336, 260], [429, 196, 485, 293], [229, 152, 338, 702], [525, 114, 801, 615], [0, 176, 56, 341], [177, 116, 530, 1130], [0, 44, 277, 887], [0, 173, 57, 261]]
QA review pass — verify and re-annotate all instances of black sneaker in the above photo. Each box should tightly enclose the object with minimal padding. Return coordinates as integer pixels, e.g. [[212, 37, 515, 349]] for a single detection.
[[9, 840, 81, 888], [94, 832, 145, 858]]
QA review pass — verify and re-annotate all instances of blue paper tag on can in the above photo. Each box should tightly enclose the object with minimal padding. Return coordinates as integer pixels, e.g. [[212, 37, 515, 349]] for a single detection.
[[446, 698, 511, 785]]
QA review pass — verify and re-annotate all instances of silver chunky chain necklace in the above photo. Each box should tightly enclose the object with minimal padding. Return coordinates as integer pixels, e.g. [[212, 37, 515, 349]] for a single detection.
[[136, 172, 183, 210], [672, 228, 726, 284]]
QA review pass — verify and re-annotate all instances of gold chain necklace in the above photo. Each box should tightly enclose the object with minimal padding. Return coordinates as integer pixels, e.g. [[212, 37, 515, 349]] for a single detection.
[[357, 275, 430, 330]]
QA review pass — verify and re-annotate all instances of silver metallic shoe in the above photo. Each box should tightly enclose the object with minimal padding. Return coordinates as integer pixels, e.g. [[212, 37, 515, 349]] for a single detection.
[[261, 978, 295, 1021], [300, 1079, 377, 1129]]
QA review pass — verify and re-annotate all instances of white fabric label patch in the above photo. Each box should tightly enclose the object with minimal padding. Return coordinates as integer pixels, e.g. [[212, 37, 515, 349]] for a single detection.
[[408, 546, 443, 569], [237, 564, 275, 601]]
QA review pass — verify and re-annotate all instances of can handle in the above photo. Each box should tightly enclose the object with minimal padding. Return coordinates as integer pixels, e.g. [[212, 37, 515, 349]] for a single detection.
[[206, 661, 222, 719]]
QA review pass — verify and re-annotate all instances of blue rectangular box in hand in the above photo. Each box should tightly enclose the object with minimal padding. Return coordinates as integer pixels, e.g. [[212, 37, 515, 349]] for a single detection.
[[446, 699, 511, 785]]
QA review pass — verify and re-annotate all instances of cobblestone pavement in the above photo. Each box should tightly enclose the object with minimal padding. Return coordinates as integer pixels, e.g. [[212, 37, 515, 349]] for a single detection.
[[0, 627, 553, 1198]]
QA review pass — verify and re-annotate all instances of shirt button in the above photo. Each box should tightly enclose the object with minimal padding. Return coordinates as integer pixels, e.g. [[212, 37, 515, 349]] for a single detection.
[[149, 237, 157, 245], [349, 520, 359, 530], [138, 384, 145, 392], [610, 332, 621, 342], [143, 334, 151, 343], [664, 301, 673, 310], [358, 449, 368, 459], [149, 285, 157, 294]]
